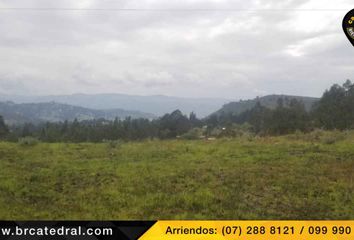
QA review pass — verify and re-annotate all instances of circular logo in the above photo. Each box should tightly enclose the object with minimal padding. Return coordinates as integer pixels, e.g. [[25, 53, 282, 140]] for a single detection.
[[343, 9, 354, 46]]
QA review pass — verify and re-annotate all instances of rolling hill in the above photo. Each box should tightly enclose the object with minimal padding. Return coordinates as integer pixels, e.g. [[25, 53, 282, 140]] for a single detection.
[[0, 101, 155, 125], [0, 93, 230, 118], [211, 94, 319, 116]]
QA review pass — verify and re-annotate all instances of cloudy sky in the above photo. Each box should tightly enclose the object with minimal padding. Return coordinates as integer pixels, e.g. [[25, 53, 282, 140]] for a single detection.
[[0, 0, 353, 99]]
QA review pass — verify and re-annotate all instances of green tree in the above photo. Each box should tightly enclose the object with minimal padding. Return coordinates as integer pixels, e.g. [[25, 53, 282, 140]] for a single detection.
[[0, 115, 9, 138], [313, 80, 354, 130], [268, 99, 309, 134], [159, 110, 191, 138]]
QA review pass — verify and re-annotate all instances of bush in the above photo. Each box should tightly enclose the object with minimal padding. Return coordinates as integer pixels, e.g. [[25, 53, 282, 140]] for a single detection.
[[106, 140, 124, 149], [287, 129, 324, 142], [287, 129, 348, 144], [223, 123, 253, 138], [321, 130, 347, 145], [181, 128, 205, 140], [18, 137, 39, 146], [323, 137, 336, 145]]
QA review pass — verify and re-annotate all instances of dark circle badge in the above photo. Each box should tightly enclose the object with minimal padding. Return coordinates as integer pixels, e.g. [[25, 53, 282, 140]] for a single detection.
[[343, 9, 354, 46]]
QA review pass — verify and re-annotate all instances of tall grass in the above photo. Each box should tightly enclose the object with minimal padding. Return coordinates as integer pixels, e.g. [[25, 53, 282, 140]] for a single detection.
[[0, 131, 353, 219]]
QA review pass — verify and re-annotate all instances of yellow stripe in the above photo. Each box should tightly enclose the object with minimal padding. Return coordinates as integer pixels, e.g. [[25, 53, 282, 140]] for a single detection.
[[140, 221, 354, 240]]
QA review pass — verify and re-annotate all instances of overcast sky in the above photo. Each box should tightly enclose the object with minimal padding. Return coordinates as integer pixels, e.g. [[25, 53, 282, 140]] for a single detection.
[[0, 0, 353, 99]]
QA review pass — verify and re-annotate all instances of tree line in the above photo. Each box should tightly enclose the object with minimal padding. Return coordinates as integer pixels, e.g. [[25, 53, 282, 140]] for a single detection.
[[207, 80, 354, 135], [0, 110, 202, 142], [0, 80, 353, 142]]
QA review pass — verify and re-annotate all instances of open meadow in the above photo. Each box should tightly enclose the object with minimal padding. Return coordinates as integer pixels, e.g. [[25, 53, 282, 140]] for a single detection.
[[0, 130, 353, 219]]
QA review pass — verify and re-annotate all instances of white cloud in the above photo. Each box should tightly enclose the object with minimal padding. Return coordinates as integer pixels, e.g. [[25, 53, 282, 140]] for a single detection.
[[0, 0, 353, 98], [208, 16, 260, 38]]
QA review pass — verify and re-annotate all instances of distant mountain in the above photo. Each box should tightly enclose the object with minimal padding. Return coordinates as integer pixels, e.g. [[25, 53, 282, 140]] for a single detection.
[[0, 101, 155, 125], [0, 93, 230, 118], [211, 95, 319, 116]]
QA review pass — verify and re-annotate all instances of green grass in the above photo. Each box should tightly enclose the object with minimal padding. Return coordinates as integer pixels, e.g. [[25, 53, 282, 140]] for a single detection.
[[0, 131, 353, 219]]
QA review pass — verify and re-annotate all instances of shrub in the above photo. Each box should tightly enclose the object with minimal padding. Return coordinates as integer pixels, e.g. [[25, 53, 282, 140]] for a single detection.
[[18, 137, 39, 146], [106, 140, 124, 149], [217, 123, 253, 138], [321, 130, 346, 145], [323, 137, 336, 145], [181, 128, 205, 140], [286, 130, 304, 140], [289, 129, 347, 144]]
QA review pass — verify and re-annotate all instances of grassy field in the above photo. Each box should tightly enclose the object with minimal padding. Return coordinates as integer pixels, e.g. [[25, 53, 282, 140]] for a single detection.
[[0, 130, 353, 219]]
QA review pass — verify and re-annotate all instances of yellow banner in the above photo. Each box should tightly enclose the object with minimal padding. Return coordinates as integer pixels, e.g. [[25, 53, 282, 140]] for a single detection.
[[140, 221, 354, 240]]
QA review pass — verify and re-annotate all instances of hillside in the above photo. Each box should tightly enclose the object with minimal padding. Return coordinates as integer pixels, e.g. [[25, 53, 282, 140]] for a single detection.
[[0, 93, 230, 118], [212, 94, 319, 116], [0, 101, 155, 125]]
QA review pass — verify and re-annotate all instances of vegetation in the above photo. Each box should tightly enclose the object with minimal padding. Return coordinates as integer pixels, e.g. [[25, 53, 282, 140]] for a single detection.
[[0, 80, 353, 219], [214, 94, 318, 115], [313, 79, 354, 130], [0, 115, 8, 139], [208, 80, 354, 135], [0, 130, 353, 219], [2, 80, 354, 143], [18, 136, 40, 146]]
